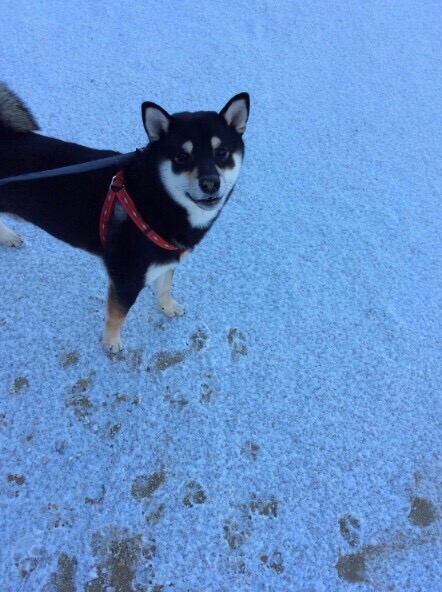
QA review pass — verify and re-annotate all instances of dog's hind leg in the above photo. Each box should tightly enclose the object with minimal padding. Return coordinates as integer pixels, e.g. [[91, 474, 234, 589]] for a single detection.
[[152, 269, 185, 317], [0, 219, 23, 247]]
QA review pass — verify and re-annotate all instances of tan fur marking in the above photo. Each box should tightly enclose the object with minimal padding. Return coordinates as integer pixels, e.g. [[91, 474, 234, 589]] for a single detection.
[[211, 136, 222, 150], [182, 141, 193, 154], [103, 285, 126, 352], [184, 167, 198, 180]]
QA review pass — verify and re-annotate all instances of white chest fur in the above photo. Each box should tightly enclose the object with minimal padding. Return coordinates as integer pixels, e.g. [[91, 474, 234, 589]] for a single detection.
[[144, 262, 177, 286]]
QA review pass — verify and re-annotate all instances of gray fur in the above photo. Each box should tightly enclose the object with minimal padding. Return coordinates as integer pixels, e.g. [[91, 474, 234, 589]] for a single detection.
[[0, 82, 39, 133]]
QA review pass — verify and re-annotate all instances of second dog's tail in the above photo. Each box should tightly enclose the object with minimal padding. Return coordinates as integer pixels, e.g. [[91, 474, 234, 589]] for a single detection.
[[0, 82, 39, 134]]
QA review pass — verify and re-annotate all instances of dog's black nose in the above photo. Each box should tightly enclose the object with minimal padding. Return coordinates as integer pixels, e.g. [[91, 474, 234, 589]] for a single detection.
[[199, 175, 220, 195]]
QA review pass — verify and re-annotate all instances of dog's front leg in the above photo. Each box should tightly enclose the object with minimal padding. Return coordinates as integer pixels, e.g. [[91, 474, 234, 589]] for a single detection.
[[102, 282, 140, 353], [152, 269, 185, 317]]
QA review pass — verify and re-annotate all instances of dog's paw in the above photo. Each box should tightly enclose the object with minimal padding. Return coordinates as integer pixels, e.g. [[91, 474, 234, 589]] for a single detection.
[[160, 299, 185, 318], [102, 336, 123, 354], [0, 226, 23, 248]]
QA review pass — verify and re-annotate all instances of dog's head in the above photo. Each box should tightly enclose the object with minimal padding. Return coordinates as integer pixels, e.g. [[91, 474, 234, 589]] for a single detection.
[[141, 93, 249, 228]]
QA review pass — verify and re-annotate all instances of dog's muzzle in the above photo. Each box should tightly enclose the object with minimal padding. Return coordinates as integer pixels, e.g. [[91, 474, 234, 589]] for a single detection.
[[186, 174, 223, 210]]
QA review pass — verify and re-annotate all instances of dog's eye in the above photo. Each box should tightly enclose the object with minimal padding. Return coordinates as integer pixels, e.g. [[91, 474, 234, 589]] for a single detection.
[[175, 151, 190, 165], [216, 146, 229, 160]]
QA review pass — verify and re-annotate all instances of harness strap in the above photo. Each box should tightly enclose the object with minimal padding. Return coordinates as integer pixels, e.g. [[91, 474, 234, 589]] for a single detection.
[[100, 170, 185, 255]]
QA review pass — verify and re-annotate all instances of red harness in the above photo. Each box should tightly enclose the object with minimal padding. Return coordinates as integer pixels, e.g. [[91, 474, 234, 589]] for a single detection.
[[100, 170, 184, 255]]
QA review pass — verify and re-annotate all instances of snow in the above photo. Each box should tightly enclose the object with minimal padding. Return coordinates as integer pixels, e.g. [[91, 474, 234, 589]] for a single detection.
[[1, 1, 441, 590]]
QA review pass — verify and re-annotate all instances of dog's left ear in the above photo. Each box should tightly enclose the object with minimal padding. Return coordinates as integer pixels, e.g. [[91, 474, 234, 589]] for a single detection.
[[141, 102, 171, 142], [220, 92, 250, 134]]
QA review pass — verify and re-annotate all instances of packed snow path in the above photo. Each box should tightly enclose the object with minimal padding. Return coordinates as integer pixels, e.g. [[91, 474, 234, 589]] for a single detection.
[[1, 1, 441, 590]]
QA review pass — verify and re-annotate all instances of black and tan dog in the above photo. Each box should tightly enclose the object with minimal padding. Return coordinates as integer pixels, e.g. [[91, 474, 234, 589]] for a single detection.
[[0, 83, 249, 351]]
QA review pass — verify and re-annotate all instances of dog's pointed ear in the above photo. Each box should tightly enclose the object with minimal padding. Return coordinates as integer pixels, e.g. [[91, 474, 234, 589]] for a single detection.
[[220, 92, 250, 134], [141, 102, 171, 142]]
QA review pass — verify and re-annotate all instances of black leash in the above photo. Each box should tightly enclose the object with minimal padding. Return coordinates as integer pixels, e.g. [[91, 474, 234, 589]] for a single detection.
[[0, 151, 138, 187]]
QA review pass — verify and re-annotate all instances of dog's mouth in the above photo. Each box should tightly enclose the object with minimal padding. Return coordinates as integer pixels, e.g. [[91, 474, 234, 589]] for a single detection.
[[186, 193, 222, 210]]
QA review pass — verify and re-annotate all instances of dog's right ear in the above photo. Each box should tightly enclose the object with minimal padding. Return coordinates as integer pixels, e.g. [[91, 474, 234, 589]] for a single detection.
[[141, 102, 171, 142]]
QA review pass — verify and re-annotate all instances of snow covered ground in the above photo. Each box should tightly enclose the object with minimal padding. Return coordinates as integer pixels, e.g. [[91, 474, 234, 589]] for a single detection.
[[1, 1, 441, 590]]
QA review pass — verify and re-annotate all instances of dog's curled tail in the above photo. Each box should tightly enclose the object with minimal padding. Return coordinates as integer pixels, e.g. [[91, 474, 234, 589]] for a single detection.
[[0, 82, 39, 134]]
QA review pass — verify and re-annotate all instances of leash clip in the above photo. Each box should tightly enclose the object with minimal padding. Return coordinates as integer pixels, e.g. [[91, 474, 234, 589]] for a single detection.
[[110, 174, 124, 192]]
